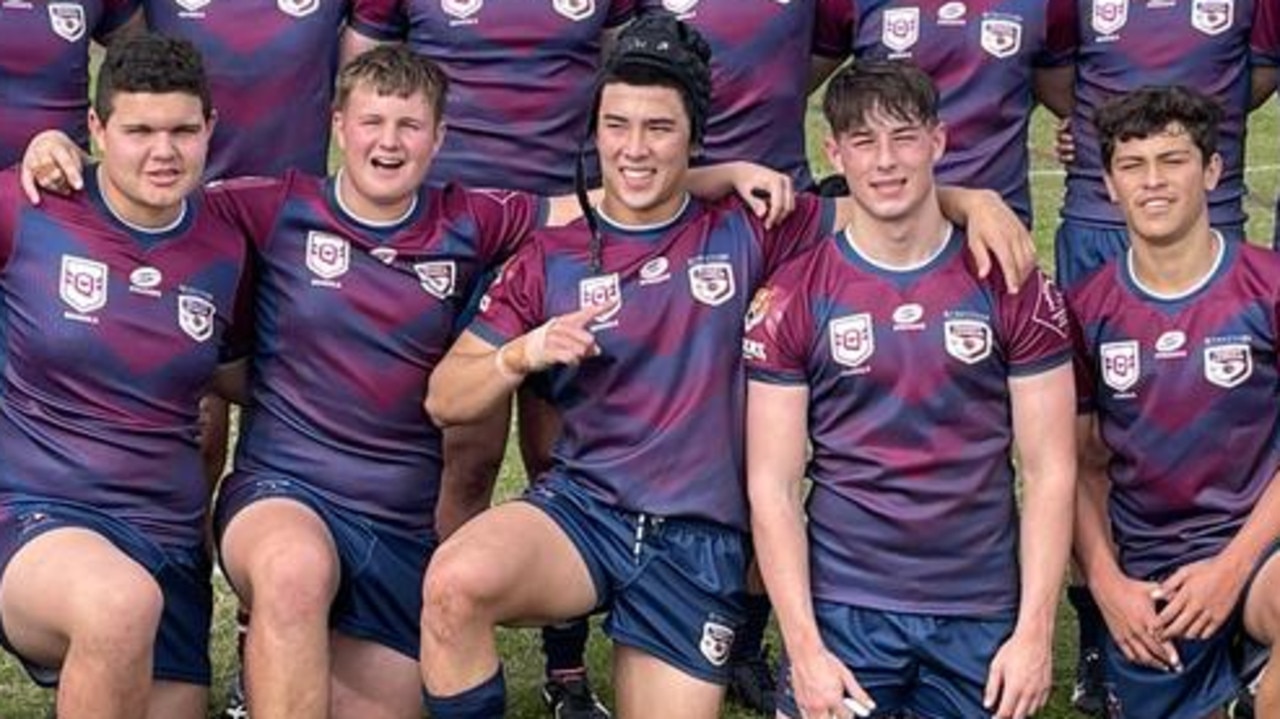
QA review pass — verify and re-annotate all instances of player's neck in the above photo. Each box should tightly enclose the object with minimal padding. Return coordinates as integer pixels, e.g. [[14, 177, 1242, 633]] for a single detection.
[[845, 196, 949, 269], [1128, 225, 1223, 298], [95, 166, 186, 232], [334, 169, 418, 226]]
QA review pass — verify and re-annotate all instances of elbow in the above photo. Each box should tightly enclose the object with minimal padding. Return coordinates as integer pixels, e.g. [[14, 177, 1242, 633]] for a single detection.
[[424, 391, 461, 429]]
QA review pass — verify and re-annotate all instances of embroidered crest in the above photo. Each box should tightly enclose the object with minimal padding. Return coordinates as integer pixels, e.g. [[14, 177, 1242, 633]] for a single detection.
[[1100, 340, 1140, 392], [48, 3, 86, 42], [414, 261, 457, 300], [744, 288, 775, 333], [687, 261, 736, 307], [980, 17, 1022, 59], [829, 314, 874, 369], [1204, 343, 1252, 388], [579, 273, 622, 326], [1091, 0, 1128, 35], [60, 255, 108, 314], [944, 319, 993, 364], [1191, 0, 1233, 36], [442, 0, 482, 19], [278, 0, 320, 18], [175, 0, 211, 12], [552, 0, 594, 21], [881, 7, 920, 53], [305, 231, 350, 281], [662, 0, 699, 13], [178, 294, 215, 342], [699, 621, 735, 667]]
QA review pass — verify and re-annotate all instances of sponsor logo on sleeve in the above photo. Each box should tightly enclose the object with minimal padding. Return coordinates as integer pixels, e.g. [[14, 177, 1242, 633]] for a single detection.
[[687, 261, 736, 307], [829, 314, 874, 371], [1032, 278, 1070, 338], [944, 319, 993, 364], [881, 7, 920, 55], [48, 3, 86, 42], [305, 231, 350, 287], [1191, 0, 1233, 36], [177, 293, 216, 343], [414, 261, 457, 300], [60, 255, 107, 322], [1204, 342, 1252, 388], [745, 287, 775, 333], [1100, 340, 1140, 393]]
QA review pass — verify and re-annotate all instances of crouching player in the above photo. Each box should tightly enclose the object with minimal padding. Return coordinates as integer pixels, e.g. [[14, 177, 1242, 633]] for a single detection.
[[745, 61, 1077, 719], [0, 34, 250, 719], [1070, 86, 1280, 718]]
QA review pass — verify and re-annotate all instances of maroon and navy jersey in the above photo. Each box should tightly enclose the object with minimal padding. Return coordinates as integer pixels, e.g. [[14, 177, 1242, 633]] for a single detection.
[[746, 229, 1071, 616], [834, 0, 1074, 225], [0, 168, 251, 546], [637, 0, 848, 190], [1070, 240, 1280, 580], [350, 0, 635, 194], [1059, 0, 1270, 229], [0, 0, 138, 168], [471, 194, 836, 530], [144, 0, 349, 179], [210, 171, 543, 535]]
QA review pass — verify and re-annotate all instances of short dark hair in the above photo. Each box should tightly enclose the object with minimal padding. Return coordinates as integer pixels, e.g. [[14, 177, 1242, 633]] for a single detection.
[[94, 33, 212, 122], [335, 45, 449, 125], [1095, 85, 1222, 169], [822, 61, 939, 136]]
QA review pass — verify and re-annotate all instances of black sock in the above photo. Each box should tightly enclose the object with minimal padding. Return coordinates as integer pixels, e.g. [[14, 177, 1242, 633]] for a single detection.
[[731, 592, 772, 662], [543, 618, 590, 677], [1068, 585, 1105, 657], [424, 666, 506, 719]]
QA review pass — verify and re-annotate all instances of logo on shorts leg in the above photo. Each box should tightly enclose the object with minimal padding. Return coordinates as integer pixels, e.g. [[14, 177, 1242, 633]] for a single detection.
[[178, 293, 216, 343], [699, 620, 735, 667], [1204, 343, 1252, 388], [48, 3, 86, 42]]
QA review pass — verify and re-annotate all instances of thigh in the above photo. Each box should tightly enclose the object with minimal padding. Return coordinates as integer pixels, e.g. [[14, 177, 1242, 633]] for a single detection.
[[331, 518, 434, 660], [330, 633, 421, 719], [912, 616, 1010, 718], [1103, 622, 1238, 719], [613, 644, 724, 719], [1244, 546, 1280, 647]]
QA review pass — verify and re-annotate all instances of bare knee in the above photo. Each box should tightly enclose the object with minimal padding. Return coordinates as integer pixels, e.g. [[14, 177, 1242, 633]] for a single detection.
[[70, 573, 164, 657], [244, 542, 338, 626], [421, 548, 498, 644]]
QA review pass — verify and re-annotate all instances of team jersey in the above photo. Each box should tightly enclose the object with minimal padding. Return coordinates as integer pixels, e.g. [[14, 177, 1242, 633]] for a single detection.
[[143, 0, 349, 179], [0, 0, 138, 168], [471, 194, 835, 530], [210, 171, 544, 535], [1069, 239, 1280, 580], [349, 0, 635, 194], [1059, 0, 1271, 229], [637, 0, 848, 190], [745, 228, 1071, 615], [0, 168, 251, 547], [833, 0, 1074, 225]]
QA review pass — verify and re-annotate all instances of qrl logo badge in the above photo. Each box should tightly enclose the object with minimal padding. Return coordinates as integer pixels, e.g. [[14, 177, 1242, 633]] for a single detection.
[[944, 319, 992, 364], [48, 3, 86, 42], [60, 255, 108, 313], [1191, 0, 1233, 36], [306, 232, 350, 280], [688, 262, 736, 307], [278, 0, 320, 18], [1100, 340, 1140, 392], [1091, 0, 1127, 35], [699, 621, 735, 668], [442, 0, 482, 19], [980, 18, 1022, 59], [553, 0, 595, 21], [829, 314, 874, 369], [414, 261, 457, 300], [881, 7, 920, 53], [178, 294, 215, 343], [1204, 343, 1252, 388], [579, 273, 622, 326]]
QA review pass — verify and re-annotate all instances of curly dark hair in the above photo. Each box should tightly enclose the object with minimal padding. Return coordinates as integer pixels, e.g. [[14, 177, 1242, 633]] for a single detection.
[[94, 32, 212, 122]]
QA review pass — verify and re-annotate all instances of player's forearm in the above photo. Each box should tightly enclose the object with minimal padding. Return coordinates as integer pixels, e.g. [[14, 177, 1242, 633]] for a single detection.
[[425, 339, 524, 428], [1075, 449, 1125, 588], [751, 486, 825, 657], [1015, 462, 1075, 637]]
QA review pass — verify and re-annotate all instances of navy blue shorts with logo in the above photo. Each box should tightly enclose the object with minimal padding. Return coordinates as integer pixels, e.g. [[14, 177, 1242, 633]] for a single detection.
[[215, 476, 436, 660], [523, 474, 749, 684], [777, 601, 1014, 718], [0, 497, 213, 687]]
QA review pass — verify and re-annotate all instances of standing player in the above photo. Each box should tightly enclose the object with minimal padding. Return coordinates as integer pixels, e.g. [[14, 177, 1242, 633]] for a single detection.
[[1070, 85, 1280, 719], [0, 0, 139, 168], [828, 0, 1076, 227], [745, 61, 1075, 719], [0, 33, 250, 719]]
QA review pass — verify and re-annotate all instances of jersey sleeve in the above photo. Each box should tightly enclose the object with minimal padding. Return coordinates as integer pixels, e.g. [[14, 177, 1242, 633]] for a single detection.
[[760, 194, 837, 275], [1252, 0, 1280, 67], [467, 240, 548, 347], [203, 174, 291, 253], [1036, 0, 1078, 66], [996, 268, 1073, 377], [606, 0, 637, 27], [349, 0, 406, 41], [465, 188, 548, 266], [744, 256, 814, 385], [96, 0, 140, 39], [813, 0, 855, 59]]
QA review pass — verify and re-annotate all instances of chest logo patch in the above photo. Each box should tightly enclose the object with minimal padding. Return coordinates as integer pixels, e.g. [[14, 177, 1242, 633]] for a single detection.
[[1091, 0, 1128, 36], [1100, 340, 1140, 392], [175, 0, 211, 12], [178, 293, 216, 343], [829, 314, 875, 369], [48, 3, 86, 42], [688, 261, 736, 307], [980, 17, 1022, 59], [60, 255, 107, 314], [414, 261, 457, 300], [662, 0, 700, 13], [305, 231, 350, 281], [553, 0, 594, 21], [278, 0, 319, 18], [1204, 343, 1252, 388], [442, 0, 482, 19], [579, 273, 622, 327], [944, 319, 993, 364], [881, 7, 920, 54], [1191, 0, 1233, 36]]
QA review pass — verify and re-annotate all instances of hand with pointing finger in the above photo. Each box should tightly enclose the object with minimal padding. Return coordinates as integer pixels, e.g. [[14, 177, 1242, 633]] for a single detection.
[[503, 300, 616, 377]]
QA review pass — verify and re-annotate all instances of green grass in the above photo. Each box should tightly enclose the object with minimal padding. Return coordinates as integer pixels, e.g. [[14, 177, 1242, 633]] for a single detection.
[[2, 103, 1277, 717]]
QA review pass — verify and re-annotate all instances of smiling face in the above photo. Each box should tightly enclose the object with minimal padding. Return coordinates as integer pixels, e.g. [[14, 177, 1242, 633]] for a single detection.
[[826, 105, 945, 226], [595, 82, 692, 226], [90, 90, 213, 228], [333, 81, 444, 222], [1103, 122, 1220, 248]]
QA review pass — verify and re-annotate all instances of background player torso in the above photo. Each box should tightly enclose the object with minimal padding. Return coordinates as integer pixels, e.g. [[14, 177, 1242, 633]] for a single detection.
[[746, 229, 1070, 615], [846, 0, 1071, 225], [351, 0, 635, 193], [1070, 241, 1280, 579], [0, 0, 138, 168], [214, 172, 537, 535], [1062, 0, 1263, 228], [0, 168, 249, 546], [144, 0, 348, 179]]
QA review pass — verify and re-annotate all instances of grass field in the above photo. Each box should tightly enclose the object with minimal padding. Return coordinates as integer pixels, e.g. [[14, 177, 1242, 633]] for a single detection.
[[1, 102, 1277, 718]]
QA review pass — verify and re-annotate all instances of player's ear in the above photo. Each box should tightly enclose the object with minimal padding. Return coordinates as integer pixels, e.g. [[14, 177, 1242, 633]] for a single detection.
[[1102, 168, 1119, 204], [930, 120, 947, 161], [205, 108, 218, 137], [431, 120, 447, 156], [1203, 151, 1222, 192], [823, 133, 845, 177]]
